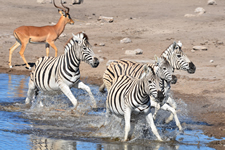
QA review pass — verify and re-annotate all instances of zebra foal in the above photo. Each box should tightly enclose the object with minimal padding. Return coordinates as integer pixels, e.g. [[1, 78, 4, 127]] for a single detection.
[[107, 65, 164, 141], [25, 32, 99, 109]]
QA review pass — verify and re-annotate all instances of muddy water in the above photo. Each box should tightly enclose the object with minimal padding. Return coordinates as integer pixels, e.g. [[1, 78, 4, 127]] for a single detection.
[[0, 73, 222, 150]]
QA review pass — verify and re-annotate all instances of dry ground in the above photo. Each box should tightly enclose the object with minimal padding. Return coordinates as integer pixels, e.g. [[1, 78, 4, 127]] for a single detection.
[[0, 0, 225, 149]]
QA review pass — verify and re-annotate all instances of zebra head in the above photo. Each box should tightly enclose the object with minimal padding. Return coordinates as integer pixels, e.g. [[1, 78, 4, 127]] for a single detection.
[[154, 56, 173, 83], [162, 41, 196, 74], [141, 65, 164, 101], [72, 32, 99, 68]]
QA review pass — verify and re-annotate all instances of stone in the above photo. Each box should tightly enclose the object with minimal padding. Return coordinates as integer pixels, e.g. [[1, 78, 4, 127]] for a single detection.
[[193, 46, 208, 51], [208, 0, 216, 5], [217, 41, 223, 45], [210, 60, 214, 63], [59, 33, 66, 37], [99, 43, 105, 46], [134, 48, 143, 55], [125, 49, 143, 55], [120, 38, 132, 44], [194, 7, 206, 15], [98, 16, 114, 23], [37, 0, 46, 4]]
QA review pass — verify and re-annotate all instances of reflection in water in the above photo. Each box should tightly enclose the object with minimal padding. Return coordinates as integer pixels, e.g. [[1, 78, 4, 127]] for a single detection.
[[0, 74, 220, 150], [7, 74, 28, 98]]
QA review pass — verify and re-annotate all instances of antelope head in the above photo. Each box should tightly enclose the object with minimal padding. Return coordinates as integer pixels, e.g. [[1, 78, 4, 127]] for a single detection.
[[53, 0, 74, 25]]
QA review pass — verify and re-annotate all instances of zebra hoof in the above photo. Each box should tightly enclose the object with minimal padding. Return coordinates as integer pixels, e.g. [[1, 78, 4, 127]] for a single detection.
[[179, 129, 184, 134]]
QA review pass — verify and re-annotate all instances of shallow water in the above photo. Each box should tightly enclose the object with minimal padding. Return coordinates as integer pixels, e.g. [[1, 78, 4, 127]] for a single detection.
[[0, 73, 222, 150]]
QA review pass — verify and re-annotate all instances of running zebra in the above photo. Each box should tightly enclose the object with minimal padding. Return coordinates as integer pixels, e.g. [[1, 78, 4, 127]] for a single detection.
[[100, 41, 196, 131], [100, 57, 173, 96], [25, 32, 99, 108], [107, 65, 164, 141]]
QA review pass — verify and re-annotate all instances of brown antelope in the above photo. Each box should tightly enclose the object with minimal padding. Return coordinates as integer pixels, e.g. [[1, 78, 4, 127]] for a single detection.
[[8, 0, 74, 69]]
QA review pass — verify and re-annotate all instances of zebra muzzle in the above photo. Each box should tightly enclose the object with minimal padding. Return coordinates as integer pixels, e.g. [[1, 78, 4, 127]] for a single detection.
[[92, 57, 99, 68], [171, 75, 177, 84], [187, 62, 196, 74]]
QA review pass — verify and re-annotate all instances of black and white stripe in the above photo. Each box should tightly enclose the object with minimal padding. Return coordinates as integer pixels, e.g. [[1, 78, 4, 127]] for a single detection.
[[106, 65, 163, 141], [101, 41, 195, 131], [161, 41, 196, 74], [100, 57, 173, 95], [25, 32, 99, 108]]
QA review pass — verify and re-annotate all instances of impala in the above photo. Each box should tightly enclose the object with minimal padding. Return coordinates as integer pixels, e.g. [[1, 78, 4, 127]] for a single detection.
[[8, 0, 74, 69]]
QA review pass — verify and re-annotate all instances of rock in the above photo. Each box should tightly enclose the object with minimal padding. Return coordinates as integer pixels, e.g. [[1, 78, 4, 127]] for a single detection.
[[99, 43, 105, 46], [134, 48, 143, 55], [194, 7, 206, 15], [185, 7, 206, 17], [125, 49, 143, 55], [49, 22, 56, 25], [98, 16, 114, 23], [37, 0, 46, 4], [210, 60, 214, 63], [200, 40, 208, 45], [217, 41, 223, 45], [120, 38, 132, 44], [72, 0, 84, 5], [208, 0, 216, 5], [59, 33, 66, 37], [193, 46, 208, 51]]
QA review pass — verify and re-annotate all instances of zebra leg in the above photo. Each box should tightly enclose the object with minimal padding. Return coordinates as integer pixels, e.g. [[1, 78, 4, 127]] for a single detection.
[[164, 97, 177, 124], [77, 81, 97, 108], [58, 81, 78, 108], [160, 103, 182, 131], [151, 97, 161, 120], [25, 78, 37, 105], [145, 112, 163, 141], [124, 107, 132, 141]]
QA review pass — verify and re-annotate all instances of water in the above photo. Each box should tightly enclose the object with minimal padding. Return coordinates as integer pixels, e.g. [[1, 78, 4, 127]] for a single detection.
[[0, 73, 222, 150]]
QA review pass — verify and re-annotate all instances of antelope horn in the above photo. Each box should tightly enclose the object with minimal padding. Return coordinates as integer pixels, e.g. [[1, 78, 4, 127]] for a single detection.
[[53, 0, 66, 12], [61, 0, 70, 13]]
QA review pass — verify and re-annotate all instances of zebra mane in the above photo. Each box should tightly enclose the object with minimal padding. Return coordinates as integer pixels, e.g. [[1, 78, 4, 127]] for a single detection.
[[140, 65, 155, 79], [64, 32, 91, 53], [160, 41, 183, 57]]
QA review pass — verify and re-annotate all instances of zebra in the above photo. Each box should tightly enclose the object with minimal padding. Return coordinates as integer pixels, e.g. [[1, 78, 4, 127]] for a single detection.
[[25, 32, 99, 109], [106, 64, 164, 141], [100, 41, 196, 131], [100, 57, 173, 93]]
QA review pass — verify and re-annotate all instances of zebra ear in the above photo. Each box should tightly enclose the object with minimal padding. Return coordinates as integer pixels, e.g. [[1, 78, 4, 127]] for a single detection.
[[177, 41, 182, 47], [172, 42, 177, 50], [140, 65, 149, 79], [72, 33, 82, 45], [154, 55, 160, 65]]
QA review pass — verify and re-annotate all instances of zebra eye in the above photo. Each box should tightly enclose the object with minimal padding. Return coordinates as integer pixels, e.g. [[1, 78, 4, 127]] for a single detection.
[[83, 47, 87, 50], [148, 80, 152, 84], [177, 54, 181, 58], [163, 67, 166, 70]]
